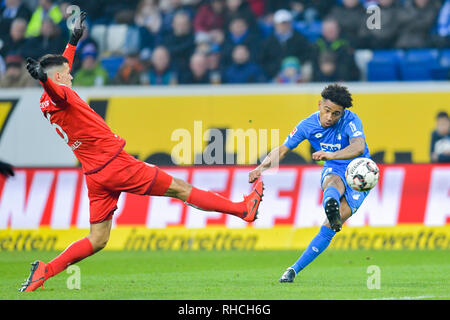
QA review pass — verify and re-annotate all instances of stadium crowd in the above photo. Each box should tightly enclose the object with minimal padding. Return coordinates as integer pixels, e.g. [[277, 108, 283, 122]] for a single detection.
[[0, 0, 449, 87]]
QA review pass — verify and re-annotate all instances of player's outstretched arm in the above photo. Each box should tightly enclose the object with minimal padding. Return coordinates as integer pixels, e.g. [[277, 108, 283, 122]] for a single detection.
[[63, 11, 86, 70], [249, 145, 290, 183], [312, 137, 365, 161]]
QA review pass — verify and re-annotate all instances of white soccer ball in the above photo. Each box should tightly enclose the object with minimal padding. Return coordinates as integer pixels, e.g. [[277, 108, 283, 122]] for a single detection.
[[345, 158, 379, 191]]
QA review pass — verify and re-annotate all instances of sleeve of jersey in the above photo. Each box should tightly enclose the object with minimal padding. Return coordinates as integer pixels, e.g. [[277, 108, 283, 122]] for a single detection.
[[344, 115, 366, 140], [283, 121, 307, 150], [62, 43, 77, 70], [41, 77, 68, 104]]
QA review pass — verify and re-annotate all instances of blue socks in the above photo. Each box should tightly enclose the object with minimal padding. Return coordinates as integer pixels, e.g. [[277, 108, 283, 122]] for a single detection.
[[322, 186, 341, 209], [291, 225, 336, 273]]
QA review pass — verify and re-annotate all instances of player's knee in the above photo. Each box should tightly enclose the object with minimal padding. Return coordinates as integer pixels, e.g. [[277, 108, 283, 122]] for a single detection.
[[166, 177, 192, 201], [88, 232, 110, 252]]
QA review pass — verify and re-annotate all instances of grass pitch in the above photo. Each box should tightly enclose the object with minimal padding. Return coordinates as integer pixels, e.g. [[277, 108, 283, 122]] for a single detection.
[[1, 249, 449, 300]]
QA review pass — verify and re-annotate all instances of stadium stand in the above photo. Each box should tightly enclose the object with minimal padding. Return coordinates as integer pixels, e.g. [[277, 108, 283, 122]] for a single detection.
[[0, 0, 449, 87]]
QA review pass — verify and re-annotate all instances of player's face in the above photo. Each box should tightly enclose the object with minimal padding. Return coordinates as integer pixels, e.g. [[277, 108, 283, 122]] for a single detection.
[[55, 63, 73, 88], [318, 99, 345, 128]]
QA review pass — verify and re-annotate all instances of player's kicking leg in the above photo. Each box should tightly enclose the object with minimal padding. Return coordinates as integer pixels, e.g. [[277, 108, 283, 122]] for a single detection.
[[19, 220, 111, 292], [163, 177, 264, 222], [280, 174, 348, 283]]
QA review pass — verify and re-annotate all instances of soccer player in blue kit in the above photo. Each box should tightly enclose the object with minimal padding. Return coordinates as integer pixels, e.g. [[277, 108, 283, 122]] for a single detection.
[[248, 84, 372, 283]]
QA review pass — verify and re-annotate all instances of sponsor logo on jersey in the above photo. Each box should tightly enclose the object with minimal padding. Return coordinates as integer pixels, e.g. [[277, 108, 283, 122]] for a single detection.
[[320, 143, 341, 152]]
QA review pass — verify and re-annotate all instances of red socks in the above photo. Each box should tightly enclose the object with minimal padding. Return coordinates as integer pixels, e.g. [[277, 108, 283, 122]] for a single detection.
[[45, 237, 93, 280], [186, 187, 246, 218]]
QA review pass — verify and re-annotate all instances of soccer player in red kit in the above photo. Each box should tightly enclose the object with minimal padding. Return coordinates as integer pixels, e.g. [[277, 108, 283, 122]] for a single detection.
[[19, 12, 263, 292]]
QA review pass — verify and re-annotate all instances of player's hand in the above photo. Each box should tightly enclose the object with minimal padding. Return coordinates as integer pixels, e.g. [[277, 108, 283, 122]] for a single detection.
[[26, 57, 47, 82], [0, 160, 14, 178], [69, 11, 86, 45], [312, 151, 335, 161], [248, 168, 262, 183]]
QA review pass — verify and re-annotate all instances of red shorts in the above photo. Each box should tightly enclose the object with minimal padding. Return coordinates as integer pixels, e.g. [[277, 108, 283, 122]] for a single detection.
[[85, 150, 173, 224]]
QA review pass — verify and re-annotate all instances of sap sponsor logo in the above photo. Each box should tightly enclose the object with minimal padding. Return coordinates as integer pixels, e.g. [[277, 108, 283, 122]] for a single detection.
[[320, 143, 341, 152]]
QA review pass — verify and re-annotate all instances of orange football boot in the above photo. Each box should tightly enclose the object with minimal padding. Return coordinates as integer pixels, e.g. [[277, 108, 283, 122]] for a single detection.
[[242, 180, 264, 222], [19, 260, 48, 292]]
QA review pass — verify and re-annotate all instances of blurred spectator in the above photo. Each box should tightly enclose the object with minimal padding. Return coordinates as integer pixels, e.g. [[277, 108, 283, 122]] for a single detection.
[[0, 17, 28, 58], [113, 53, 146, 85], [430, 111, 450, 163], [147, 45, 177, 85], [135, 0, 163, 53], [312, 17, 360, 81], [73, 51, 109, 86], [358, 0, 400, 49], [194, 32, 214, 55], [95, 0, 139, 24], [163, 11, 196, 73], [160, 0, 195, 35], [221, 16, 259, 67], [179, 52, 210, 84], [259, 9, 311, 79], [328, 0, 366, 48], [434, 0, 450, 47], [395, 0, 441, 49], [0, 54, 35, 87], [224, 0, 257, 34], [223, 44, 266, 83], [312, 51, 339, 82], [206, 44, 223, 84], [247, 0, 265, 18], [0, 0, 31, 36], [26, 0, 62, 38], [22, 17, 66, 59], [289, 0, 319, 23], [273, 56, 302, 83], [194, 0, 226, 33], [264, 0, 330, 20]]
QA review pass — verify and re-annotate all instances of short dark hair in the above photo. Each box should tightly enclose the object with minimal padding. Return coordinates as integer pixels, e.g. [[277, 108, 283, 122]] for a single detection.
[[321, 83, 353, 109], [38, 54, 69, 72], [437, 111, 449, 120]]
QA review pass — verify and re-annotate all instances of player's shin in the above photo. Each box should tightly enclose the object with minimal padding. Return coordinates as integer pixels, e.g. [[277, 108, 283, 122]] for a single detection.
[[45, 237, 94, 280], [291, 225, 336, 273], [322, 186, 341, 208], [185, 187, 246, 218]]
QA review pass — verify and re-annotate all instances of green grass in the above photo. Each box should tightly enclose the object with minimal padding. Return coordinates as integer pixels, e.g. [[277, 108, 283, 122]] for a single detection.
[[1, 250, 449, 300]]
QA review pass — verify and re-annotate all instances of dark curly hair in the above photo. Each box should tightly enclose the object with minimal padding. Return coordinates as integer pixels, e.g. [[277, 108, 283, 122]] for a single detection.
[[321, 83, 353, 109]]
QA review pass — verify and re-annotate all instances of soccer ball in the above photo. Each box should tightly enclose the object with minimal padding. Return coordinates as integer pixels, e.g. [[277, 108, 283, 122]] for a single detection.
[[345, 158, 379, 191]]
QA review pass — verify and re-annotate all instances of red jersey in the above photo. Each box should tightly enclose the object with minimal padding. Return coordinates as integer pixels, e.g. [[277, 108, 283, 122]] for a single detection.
[[39, 43, 125, 174]]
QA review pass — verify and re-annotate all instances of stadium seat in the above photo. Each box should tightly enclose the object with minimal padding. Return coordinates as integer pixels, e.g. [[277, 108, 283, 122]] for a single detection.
[[399, 49, 440, 81], [105, 24, 129, 55], [440, 49, 450, 67], [371, 49, 404, 62], [90, 24, 107, 54], [366, 49, 403, 81], [100, 56, 124, 79], [367, 59, 399, 81]]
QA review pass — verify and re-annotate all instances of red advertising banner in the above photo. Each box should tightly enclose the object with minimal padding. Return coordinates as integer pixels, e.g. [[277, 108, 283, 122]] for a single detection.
[[0, 164, 449, 229]]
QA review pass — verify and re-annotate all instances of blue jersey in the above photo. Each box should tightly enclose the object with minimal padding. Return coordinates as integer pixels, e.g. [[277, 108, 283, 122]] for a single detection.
[[283, 109, 371, 168]]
